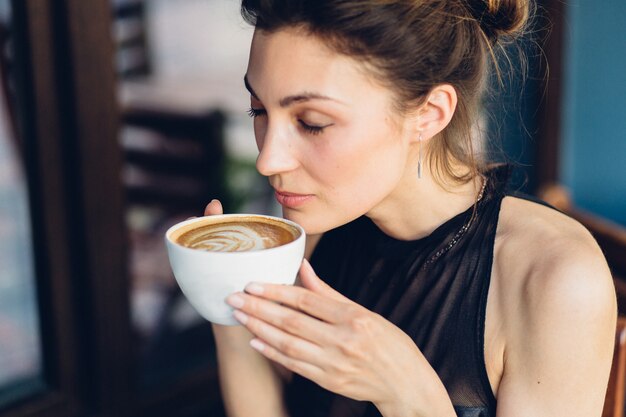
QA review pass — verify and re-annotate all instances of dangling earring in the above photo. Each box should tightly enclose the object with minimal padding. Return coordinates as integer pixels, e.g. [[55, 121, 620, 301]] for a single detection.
[[417, 133, 423, 179]]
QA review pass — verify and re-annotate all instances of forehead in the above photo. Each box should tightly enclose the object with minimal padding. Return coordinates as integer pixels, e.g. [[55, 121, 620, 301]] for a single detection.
[[246, 28, 392, 103], [249, 27, 336, 67]]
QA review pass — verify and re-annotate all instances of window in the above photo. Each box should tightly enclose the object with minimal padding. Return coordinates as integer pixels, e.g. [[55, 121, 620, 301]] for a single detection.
[[0, 2, 43, 406]]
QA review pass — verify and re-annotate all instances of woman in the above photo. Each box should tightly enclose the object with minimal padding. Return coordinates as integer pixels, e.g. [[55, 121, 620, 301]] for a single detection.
[[206, 1, 617, 416]]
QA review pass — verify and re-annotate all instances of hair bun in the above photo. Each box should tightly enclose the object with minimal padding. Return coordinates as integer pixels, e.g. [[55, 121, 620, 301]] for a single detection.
[[466, 0, 530, 41]]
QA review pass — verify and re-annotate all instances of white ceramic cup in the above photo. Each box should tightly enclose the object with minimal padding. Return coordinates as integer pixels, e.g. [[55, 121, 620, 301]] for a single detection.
[[165, 214, 306, 325]]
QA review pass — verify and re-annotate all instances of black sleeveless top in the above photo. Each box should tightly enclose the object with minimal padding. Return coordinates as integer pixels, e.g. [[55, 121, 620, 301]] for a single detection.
[[285, 166, 516, 417]]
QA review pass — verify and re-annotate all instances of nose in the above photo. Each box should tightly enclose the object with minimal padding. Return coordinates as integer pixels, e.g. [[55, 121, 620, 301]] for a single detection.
[[255, 124, 299, 177]]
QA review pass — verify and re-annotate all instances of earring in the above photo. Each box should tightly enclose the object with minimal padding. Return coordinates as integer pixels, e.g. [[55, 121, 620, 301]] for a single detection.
[[418, 133, 423, 179]]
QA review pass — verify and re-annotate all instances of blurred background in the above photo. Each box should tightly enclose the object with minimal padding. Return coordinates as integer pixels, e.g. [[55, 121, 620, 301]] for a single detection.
[[0, 0, 624, 416]]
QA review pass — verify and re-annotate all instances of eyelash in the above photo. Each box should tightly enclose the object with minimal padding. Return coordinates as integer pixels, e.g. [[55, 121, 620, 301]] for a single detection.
[[299, 121, 325, 135], [246, 107, 327, 136], [247, 107, 266, 118]]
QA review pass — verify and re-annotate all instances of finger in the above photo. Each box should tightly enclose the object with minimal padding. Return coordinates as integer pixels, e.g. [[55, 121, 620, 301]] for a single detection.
[[228, 292, 335, 344], [242, 282, 350, 324], [233, 309, 326, 367], [248, 337, 325, 384], [299, 259, 348, 302], [204, 199, 223, 216]]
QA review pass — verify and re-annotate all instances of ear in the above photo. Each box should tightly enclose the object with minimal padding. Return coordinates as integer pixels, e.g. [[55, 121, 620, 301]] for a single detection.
[[411, 84, 457, 142]]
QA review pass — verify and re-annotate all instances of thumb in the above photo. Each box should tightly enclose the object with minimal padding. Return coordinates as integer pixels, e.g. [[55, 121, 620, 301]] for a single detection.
[[299, 259, 348, 302], [204, 199, 223, 216]]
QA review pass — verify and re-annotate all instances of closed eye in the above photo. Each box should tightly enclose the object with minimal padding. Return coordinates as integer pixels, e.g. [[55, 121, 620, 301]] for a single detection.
[[298, 120, 330, 135], [248, 107, 332, 135]]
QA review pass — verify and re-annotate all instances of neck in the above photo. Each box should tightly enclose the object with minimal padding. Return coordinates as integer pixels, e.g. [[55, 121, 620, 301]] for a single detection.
[[366, 160, 484, 241]]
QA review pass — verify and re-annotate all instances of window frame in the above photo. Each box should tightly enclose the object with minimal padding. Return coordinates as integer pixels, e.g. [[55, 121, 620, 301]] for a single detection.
[[1, 0, 129, 415]]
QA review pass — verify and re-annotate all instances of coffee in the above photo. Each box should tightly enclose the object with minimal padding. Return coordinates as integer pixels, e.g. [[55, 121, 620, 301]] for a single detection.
[[174, 217, 300, 252], [166, 213, 306, 324]]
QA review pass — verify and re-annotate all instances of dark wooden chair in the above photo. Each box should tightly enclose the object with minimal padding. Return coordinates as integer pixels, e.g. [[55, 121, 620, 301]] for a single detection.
[[604, 317, 626, 417], [111, 0, 230, 214], [111, 0, 152, 79], [121, 105, 228, 213], [538, 184, 626, 417]]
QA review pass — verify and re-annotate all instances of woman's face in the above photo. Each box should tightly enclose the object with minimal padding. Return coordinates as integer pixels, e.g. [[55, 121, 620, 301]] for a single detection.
[[246, 28, 415, 234]]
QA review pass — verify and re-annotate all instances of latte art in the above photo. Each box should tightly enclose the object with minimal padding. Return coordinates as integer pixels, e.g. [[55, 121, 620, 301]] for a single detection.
[[175, 218, 299, 252], [187, 224, 270, 252]]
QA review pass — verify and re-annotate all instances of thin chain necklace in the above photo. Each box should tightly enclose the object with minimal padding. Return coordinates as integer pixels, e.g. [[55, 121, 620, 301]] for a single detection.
[[423, 175, 488, 268]]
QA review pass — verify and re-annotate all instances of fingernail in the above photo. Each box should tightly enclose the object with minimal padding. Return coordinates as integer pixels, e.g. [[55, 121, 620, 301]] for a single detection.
[[226, 294, 245, 308], [245, 283, 264, 295], [233, 310, 248, 324], [250, 338, 265, 351]]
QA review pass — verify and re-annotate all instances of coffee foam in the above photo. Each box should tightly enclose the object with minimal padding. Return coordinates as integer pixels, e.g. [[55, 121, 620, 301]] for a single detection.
[[187, 224, 268, 252], [174, 218, 299, 252]]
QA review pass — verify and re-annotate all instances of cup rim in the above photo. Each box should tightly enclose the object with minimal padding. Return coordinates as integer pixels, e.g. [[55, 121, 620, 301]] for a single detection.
[[165, 213, 305, 254]]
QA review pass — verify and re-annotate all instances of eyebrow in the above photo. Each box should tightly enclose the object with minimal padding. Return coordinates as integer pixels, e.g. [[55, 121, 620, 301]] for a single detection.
[[244, 74, 341, 107]]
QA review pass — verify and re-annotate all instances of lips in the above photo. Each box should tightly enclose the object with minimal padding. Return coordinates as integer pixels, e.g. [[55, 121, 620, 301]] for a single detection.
[[274, 190, 314, 208]]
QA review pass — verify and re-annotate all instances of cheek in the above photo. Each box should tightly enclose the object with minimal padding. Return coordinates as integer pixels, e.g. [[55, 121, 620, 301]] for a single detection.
[[311, 126, 408, 202], [346, 148, 406, 201]]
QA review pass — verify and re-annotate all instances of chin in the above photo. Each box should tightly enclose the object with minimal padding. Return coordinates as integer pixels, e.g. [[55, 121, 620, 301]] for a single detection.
[[281, 208, 351, 236], [282, 210, 319, 235]]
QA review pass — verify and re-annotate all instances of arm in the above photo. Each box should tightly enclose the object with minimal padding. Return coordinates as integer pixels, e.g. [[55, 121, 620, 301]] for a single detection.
[[495, 234, 616, 417], [212, 324, 289, 417], [204, 199, 288, 416]]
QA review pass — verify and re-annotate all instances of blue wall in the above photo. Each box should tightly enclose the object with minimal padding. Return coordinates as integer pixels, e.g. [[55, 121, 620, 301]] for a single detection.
[[560, 0, 626, 226]]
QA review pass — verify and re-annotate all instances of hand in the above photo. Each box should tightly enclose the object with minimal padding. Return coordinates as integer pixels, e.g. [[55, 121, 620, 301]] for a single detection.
[[226, 260, 445, 413]]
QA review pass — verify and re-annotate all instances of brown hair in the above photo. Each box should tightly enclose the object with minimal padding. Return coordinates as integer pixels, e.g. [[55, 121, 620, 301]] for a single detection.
[[241, 0, 531, 185]]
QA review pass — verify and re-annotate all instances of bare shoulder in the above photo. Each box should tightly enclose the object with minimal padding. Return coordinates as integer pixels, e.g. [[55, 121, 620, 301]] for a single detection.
[[494, 196, 615, 310], [493, 195, 616, 345], [490, 197, 617, 414]]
